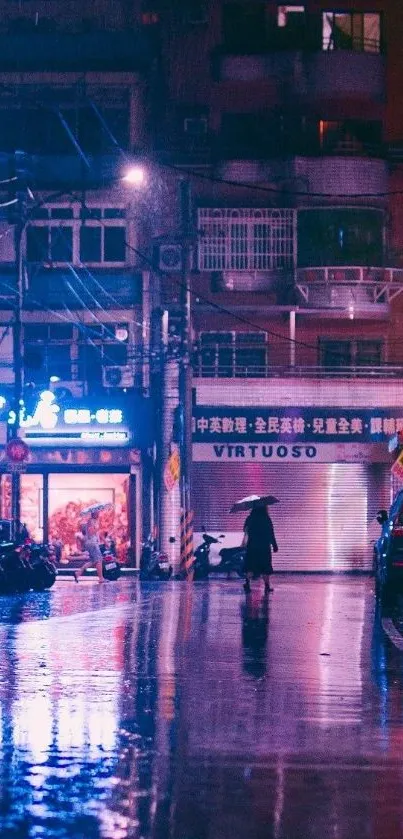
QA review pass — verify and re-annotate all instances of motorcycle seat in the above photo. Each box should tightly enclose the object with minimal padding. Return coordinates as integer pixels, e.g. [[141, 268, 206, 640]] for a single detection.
[[0, 542, 16, 552], [219, 546, 245, 557]]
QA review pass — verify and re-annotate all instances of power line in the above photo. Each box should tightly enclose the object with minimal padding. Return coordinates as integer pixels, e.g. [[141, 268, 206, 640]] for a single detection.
[[156, 157, 403, 200], [125, 239, 403, 368], [74, 92, 403, 201]]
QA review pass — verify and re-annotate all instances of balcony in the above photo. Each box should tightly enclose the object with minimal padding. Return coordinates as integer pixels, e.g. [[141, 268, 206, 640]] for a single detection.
[[217, 50, 384, 101], [295, 267, 403, 317], [292, 157, 388, 201], [297, 51, 385, 101], [24, 266, 143, 309], [215, 154, 386, 195], [193, 361, 403, 380], [192, 336, 403, 380]]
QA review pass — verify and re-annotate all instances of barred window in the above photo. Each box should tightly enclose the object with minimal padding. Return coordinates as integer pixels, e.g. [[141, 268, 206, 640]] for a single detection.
[[198, 208, 295, 272]]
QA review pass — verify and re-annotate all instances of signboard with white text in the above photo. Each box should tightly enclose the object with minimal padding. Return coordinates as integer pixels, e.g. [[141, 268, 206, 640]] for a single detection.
[[17, 391, 131, 447], [192, 406, 403, 444]]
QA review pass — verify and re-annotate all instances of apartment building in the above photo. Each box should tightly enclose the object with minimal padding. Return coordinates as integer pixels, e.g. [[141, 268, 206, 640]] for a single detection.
[[152, 0, 403, 570], [0, 0, 154, 562]]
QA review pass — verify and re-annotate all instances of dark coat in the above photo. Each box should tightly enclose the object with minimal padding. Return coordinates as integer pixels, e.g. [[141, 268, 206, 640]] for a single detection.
[[244, 510, 278, 575]]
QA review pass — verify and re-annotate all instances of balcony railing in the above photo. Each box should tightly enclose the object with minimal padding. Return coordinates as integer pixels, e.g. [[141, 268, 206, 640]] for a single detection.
[[296, 266, 403, 306], [192, 362, 403, 380]]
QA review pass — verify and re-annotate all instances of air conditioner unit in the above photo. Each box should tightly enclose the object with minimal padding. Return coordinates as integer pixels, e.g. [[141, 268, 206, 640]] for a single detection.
[[102, 365, 134, 388], [158, 244, 183, 272], [184, 117, 208, 136]]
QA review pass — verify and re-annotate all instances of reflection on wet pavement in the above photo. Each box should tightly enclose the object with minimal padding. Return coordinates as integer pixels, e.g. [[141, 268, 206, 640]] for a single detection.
[[0, 577, 403, 837]]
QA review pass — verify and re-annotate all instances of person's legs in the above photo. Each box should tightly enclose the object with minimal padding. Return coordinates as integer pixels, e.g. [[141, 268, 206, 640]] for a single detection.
[[95, 558, 104, 583], [75, 559, 91, 581], [263, 573, 273, 593]]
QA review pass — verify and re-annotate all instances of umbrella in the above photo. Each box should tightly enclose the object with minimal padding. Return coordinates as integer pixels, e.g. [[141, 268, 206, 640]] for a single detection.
[[230, 494, 279, 513], [80, 502, 113, 516]]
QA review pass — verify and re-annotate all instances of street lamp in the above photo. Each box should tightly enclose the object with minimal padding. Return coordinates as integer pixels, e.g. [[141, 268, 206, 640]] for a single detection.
[[122, 166, 147, 186]]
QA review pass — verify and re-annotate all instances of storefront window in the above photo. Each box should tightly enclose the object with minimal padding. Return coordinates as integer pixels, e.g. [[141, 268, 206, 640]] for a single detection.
[[0, 474, 11, 520], [20, 474, 43, 542], [0, 474, 43, 541], [48, 473, 129, 563]]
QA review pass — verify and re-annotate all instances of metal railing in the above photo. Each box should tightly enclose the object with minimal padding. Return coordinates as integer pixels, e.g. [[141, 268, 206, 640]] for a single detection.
[[192, 363, 403, 380], [296, 266, 403, 284]]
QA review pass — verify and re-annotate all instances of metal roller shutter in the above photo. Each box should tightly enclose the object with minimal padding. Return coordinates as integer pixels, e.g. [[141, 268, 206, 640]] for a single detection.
[[192, 462, 390, 571]]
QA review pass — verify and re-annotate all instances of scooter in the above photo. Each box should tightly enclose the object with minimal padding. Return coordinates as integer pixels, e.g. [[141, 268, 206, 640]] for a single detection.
[[0, 535, 56, 593], [193, 533, 222, 579], [193, 532, 245, 579], [140, 535, 172, 581], [100, 542, 121, 581]]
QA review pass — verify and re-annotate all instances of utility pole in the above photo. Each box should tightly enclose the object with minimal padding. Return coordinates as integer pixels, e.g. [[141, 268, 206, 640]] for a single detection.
[[10, 152, 27, 540], [178, 179, 193, 573], [156, 180, 193, 574]]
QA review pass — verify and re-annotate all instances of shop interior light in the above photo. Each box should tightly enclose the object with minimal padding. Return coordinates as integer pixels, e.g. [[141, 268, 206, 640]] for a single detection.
[[49, 375, 61, 383]]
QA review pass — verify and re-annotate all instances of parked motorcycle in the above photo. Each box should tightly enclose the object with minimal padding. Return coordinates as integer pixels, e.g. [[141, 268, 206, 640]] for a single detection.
[[140, 535, 172, 580], [193, 532, 245, 579], [0, 533, 56, 594], [100, 539, 121, 581]]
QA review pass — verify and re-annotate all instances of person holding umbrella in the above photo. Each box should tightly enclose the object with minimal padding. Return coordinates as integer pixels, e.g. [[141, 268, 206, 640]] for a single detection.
[[231, 495, 279, 595], [74, 503, 112, 584]]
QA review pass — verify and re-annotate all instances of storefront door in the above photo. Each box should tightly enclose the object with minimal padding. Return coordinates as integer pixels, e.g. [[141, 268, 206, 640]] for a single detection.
[[48, 473, 130, 563], [192, 462, 390, 571]]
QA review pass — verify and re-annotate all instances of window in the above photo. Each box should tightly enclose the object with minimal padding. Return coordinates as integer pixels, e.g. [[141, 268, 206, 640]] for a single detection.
[[186, 0, 208, 24], [355, 340, 382, 366], [322, 12, 381, 53], [77, 323, 129, 383], [318, 119, 382, 156], [0, 102, 129, 155], [276, 5, 307, 47], [297, 209, 384, 268], [320, 339, 383, 368], [23, 323, 73, 380], [198, 208, 294, 272], [26, 204, 127, 266], [277, 5, 305, 28], [196, 331, 267, 377], [222, 3, 267, 51], [142, 12, 160, 24]]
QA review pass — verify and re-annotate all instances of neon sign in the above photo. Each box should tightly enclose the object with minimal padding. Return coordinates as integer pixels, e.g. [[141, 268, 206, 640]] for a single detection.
[[7, 391, 124, 432], [6, 391, 130, 447]]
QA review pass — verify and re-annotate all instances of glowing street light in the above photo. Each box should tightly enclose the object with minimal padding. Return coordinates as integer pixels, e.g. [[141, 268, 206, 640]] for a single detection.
[[122, 166, 146, 186]]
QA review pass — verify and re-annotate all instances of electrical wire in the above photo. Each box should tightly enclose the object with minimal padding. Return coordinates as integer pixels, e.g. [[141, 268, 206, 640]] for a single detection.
[[156, 157, 403, 200], [125, 239, 403, 368], [24, 217, 148, 336], [77, 89, 403, 201]]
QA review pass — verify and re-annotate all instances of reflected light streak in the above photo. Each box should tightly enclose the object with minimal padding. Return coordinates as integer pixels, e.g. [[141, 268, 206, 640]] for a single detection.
[[13, 694, 52, 763]]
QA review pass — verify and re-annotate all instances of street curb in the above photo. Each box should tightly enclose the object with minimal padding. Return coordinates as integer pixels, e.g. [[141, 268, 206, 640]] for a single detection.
[[57, 568, 139, 578]]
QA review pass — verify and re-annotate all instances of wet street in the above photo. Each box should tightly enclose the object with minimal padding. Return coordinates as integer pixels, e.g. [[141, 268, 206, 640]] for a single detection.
[[0, 576, 403, 838]]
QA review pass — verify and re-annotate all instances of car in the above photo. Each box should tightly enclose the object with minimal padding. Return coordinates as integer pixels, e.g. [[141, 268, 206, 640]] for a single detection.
[[373, 489, 403, 603]]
